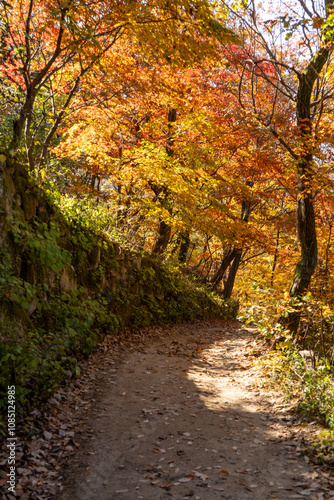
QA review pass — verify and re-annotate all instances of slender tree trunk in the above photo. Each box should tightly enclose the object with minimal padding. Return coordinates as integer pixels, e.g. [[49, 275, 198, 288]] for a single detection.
[[153, 220, 172, 255], [221, 180, 253, 298], [178, 230, 190, 264], [223, 251, 242, 299], [210, 247, 238, 289], [153, 109, 176, 255], [270, 230, 280, 287], [11, 91, 35, 152], [152, 185, 173, 255], [24, 109, 35, 172], [324, 223, 332, 275]]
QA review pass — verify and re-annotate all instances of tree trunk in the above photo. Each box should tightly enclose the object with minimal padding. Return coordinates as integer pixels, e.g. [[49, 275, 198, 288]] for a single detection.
[[153, 220, 172, 255], [178, 230, 190, 264], [11, 91, 35, 152], [223, 251, 242, 299], [210, 247, 238, 289], [152, 109, 176, 255], [220, 180, 253, 298], [284, 27, 332, 333], [270, 230, 280, 287], [289, 168, 317, 298]]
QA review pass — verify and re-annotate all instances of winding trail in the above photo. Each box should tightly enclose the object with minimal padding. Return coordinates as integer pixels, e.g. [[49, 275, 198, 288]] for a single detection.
[[57, 320, 330, 500]]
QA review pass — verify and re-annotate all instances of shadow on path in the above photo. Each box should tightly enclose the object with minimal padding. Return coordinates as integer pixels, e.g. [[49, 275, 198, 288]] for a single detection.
[[58, 320, 322, 500]]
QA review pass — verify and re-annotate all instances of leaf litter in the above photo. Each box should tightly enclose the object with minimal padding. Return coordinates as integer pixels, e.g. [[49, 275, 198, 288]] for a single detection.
[[1, 319, 334, 499]]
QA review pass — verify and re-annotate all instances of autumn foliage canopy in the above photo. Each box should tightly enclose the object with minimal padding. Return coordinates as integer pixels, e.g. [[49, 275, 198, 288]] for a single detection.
[[1, 0, 334, 336]]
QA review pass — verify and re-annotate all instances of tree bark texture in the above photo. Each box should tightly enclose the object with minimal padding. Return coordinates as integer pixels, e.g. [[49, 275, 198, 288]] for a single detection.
[[222, 251, 242, 299], [152, 109, 176, 255], [178, 230, 190, 264], [213, 180, 253, 296], [210, 247, 238, 289], [270, 230, 280, 287], [289, 39, 331, 298]]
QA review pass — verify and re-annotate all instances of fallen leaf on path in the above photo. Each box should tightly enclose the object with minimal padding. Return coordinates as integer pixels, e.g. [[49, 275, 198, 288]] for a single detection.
[[220, 470, 229, 476], [158, 481, 171, 488]]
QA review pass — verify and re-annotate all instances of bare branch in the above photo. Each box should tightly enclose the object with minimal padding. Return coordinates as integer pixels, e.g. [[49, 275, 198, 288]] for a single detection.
[[297, 0, 315, 19]]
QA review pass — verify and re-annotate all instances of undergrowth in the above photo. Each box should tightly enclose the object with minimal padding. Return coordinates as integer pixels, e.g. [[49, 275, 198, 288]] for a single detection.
[[0, 281, 118, 436], [262, 351, 334, 429], [239, 284, 334, 444]]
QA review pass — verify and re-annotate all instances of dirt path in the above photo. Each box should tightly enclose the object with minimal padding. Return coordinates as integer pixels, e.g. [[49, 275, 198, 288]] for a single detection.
[[56, 320, 332, 500]]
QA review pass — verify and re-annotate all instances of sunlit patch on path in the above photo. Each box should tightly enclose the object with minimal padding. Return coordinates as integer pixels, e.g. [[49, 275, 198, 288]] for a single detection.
[[57, 320, 332, 500]]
